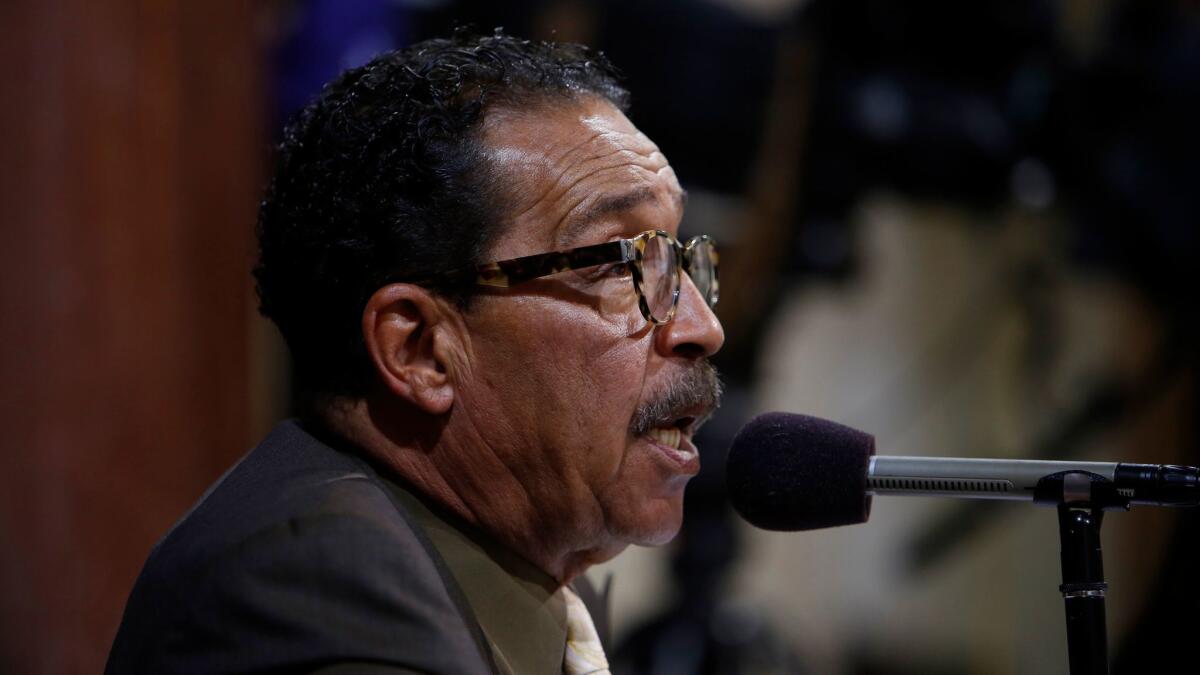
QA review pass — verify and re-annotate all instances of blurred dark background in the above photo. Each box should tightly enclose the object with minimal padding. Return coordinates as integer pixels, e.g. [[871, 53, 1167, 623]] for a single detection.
[[1, 1, 1195, 673]]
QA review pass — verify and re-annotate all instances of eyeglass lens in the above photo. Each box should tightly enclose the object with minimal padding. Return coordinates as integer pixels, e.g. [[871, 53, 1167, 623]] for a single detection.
[[641, 234, 680, 323], [686, 238, 717, 307], [638, 235, 719, 324]]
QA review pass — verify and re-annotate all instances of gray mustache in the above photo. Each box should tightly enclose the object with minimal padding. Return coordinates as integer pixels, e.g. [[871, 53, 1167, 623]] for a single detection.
[[630, 362, 723, 437]]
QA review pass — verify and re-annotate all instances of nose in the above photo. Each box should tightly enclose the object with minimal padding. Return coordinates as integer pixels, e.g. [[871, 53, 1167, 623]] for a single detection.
[[655, 274, 724, 359]]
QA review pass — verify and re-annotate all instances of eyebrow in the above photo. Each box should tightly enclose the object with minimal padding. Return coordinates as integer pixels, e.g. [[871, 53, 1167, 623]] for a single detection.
[[557, 187, 688, 246]]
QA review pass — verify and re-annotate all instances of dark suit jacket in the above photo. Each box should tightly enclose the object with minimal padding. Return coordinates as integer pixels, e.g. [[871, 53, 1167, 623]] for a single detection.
[[106, 420, 607, 674]]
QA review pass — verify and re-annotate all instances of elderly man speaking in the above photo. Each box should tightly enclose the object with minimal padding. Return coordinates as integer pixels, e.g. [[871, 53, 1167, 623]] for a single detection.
[[106, 30, 724, 675]]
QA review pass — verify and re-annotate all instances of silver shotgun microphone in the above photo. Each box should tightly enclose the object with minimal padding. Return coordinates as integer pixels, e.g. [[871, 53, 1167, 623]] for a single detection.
[[868, 456, 1200, 506]]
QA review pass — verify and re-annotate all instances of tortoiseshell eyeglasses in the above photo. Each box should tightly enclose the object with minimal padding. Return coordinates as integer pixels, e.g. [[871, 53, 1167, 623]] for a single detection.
[[405, 230, 718, 326]]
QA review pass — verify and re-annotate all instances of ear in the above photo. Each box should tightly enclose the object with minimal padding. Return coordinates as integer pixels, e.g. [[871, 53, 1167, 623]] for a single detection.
[[361, 284, 457, 415]]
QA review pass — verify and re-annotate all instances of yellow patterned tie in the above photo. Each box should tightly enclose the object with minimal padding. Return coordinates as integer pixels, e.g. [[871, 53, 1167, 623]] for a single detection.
[[562, 586, 611, 675]]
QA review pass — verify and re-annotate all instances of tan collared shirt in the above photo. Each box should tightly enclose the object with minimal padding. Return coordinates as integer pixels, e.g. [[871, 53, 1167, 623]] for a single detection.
[[385, 481, 569, 675]]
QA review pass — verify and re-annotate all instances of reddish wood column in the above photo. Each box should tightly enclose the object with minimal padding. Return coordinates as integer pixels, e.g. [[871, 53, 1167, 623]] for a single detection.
[[0, 1, 264, 672]]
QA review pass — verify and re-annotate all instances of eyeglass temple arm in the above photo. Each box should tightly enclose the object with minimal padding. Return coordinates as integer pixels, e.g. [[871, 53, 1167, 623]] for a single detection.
[[474, 240, 634, 288]]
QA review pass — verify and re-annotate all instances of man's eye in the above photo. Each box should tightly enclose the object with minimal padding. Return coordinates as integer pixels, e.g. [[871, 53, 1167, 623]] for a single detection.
[[573, 262, 630, 284], [598, 262, 630, 278]]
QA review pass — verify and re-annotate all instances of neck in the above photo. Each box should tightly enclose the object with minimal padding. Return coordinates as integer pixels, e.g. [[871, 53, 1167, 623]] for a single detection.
[[317, 395, 624, 584]]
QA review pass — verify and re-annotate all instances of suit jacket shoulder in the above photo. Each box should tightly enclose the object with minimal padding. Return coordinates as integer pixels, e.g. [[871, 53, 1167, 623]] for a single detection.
[[106, 420, 495, 675]]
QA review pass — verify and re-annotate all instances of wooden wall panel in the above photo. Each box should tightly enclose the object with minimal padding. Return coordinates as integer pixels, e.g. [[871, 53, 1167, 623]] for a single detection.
[[0, 1, 263, 672]]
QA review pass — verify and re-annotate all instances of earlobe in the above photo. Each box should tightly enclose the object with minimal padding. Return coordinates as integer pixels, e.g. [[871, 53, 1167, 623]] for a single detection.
[[362, 284, 456, 415]]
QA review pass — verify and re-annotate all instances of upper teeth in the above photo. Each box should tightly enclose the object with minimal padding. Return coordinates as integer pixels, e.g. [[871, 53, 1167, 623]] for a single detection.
[[647, 427, 681, 449]]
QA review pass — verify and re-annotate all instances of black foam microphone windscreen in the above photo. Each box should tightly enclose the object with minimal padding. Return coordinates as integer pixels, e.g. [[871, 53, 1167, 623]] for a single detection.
[[726, 412, 875, 531]]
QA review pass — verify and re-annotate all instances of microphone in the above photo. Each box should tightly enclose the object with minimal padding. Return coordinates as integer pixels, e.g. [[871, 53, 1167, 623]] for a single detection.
[[726, 412, 1200, 532]]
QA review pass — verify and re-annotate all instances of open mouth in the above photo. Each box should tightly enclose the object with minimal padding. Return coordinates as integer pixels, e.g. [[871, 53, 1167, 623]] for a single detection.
[[646, 427, 681, 449], [641, 417, 701, 476], [643, 416, 695, 450]]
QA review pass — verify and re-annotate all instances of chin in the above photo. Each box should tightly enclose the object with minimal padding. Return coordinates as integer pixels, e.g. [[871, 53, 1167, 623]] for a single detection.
[[612, 495, 687, 547]]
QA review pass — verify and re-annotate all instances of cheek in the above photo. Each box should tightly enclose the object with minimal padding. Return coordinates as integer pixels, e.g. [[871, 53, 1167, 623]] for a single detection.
[[595, 280, 645, 336], [472, 297, 650, 459], [545, 321, 647, 454]]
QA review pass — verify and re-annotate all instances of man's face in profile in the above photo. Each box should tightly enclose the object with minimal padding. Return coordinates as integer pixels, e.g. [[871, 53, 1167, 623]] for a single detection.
[[447, 96, 725, 562]]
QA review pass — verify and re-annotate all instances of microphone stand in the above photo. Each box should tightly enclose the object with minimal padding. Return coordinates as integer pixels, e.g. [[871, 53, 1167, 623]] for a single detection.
[[1034, 471, 1132, 675]]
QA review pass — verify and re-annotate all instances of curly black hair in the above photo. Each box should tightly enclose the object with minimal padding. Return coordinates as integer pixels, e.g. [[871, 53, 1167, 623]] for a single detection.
[[254, 30, 629, 403]]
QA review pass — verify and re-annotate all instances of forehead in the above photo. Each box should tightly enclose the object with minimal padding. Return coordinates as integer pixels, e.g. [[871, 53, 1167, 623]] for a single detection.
[[479, 97, 684, 258]]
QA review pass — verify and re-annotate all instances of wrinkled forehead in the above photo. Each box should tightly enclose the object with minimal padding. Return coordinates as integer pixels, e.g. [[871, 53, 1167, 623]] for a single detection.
[[478, 97, 684, 259]]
